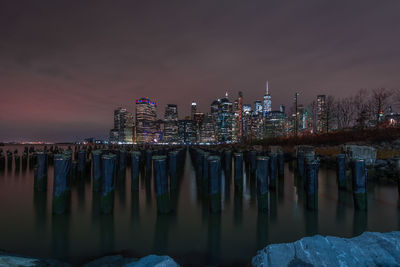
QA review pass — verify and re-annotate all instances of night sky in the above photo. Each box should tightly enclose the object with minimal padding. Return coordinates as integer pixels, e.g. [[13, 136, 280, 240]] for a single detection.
[[1, 1, 400, 142]]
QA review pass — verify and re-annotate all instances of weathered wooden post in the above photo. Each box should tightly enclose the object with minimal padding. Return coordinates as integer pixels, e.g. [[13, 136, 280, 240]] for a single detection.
[[130, 151, 141, 192], [234, 152, 244, 191], [249, 150, 257, 177], [352, 159, 367, 210], [7, 151, 12, 169], [153, 155, 170, 214], [195, 149, 204, 180], [92, 150, 102, 192], [52, 154, 71, 214], [62, 150, 73, 189], [277, 151, 284, 178], [256, 156, 269, 212], [297, 151, 305, 178], [202, 151, 210, 180], [224, 150, 232, 179], [395, 156, 400, 196], [269, 153, 277, 189], [118, 150, 127, 179], [101, 154, 116, 214], [168, 150, 178, 191], [0, 152, 5, 170], [77, 150, 86, 178], [208, 155, 222, 213], [145, 150, 153, 177], [22, 152, 28, 169], [14, 153, 20, 170], [34, 151, 48, 191], [29, 152, 35, 169], [305, 158, 319, 210], [336, 154, 347, 190]]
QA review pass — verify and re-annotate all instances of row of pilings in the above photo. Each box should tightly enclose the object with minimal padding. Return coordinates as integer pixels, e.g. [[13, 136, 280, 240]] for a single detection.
[[189, 146, 285, 214], [293, 145, 380, 211], [2, 143, 399, 215], [1, 145, 187, 215], [188, 143, 399, 214]]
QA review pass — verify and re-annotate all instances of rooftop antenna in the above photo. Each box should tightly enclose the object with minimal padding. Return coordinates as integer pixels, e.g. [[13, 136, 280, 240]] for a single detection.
[[225, 91, 228, 98], [266, 81, 269, 94]]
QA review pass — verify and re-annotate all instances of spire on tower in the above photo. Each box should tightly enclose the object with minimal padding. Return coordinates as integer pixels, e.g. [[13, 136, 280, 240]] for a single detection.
[[266, 80, 269, 95], [225, 91, 228, 98]]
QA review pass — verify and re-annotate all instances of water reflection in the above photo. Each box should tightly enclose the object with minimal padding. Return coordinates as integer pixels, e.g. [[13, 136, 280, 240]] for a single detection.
[[117, 175, 127, 209], [0, 145, 399, 266], [234, 189, 243, 225], [336, 190, 348, 222], [256, 213, 269, 250], [153, 214, 173, 255], [207, 213, 221, 265], [131, 192, 140, 224], [353, 210, 368, 236], [270, 190, 278, 221], [277, 178, 284, 204], [33, 190, 47, 230], [305, 210, 319, 236], [145, 176, 152, 207], [52, 214, 70, 261], [100, 214, 115, 255], [76, 179, 86, 212]]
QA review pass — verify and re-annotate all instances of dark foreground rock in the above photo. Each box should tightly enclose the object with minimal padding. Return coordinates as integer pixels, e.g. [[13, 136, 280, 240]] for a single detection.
[[0, 253, 180, 267], [252, 231, 400, 267]]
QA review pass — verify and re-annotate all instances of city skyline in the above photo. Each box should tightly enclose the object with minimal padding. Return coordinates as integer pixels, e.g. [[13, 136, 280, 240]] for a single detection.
[[1, 1, 400, 142]]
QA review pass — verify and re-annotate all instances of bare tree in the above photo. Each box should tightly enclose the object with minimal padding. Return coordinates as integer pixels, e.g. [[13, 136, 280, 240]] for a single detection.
[[306, 100, 317, 133], [352, 89, 370, 129], [336, 97, 354, 129], [369, 88, 393, 127], [323, 95, 336, 133]]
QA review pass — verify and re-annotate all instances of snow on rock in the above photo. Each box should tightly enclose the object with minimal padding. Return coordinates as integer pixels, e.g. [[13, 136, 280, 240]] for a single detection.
[[252, 231, 400, 267]]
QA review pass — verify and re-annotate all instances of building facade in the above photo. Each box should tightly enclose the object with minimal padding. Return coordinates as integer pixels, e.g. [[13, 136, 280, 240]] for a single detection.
[[163, 104, 179, 143], [135, 97, 157, 143]]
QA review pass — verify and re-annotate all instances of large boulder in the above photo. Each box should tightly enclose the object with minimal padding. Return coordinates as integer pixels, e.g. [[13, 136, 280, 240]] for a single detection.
[[342, 145, 377, 165], [0, 253, 179, 267], [126, 255, 179, 267], [252, 231, 400, 267], [293, 146, 315, 157]]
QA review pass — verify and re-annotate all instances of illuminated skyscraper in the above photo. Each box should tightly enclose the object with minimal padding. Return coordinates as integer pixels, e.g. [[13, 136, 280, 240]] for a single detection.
[[280, 105, 286, 114], [263, 81, 272, 117], [178, 119, 196, 144], [217, 92, 233, 142], [200, 114, 215, 143], [135, 97, 157, 143], [265, 111, 286, 138], [123, 112, 134, 143], [109, 107, 132, 143], [242, 104, 252, 138], [193, 112, 205, 142], [191, 102, 197, 120], [232, 99, 239, 142], [210, 98, 221, 140], [237, 91, 243, 141], [254, 100, 263, 116], [316, 95, 326, 133], [163, 104, 179, 143]]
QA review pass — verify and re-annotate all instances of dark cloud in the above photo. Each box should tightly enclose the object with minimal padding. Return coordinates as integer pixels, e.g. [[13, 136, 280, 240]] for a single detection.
[[1, 0, 400, 141]]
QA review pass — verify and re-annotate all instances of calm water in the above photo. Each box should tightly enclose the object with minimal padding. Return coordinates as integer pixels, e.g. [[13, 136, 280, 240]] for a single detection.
[[0, 145, 399, 266]]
